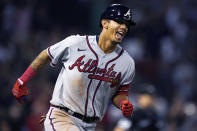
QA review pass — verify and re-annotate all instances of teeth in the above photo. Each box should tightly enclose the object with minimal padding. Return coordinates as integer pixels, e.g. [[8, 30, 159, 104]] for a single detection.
[[118, 33, 122, 36], [116, 31, 125, 40], [118, 31, 124, 35]]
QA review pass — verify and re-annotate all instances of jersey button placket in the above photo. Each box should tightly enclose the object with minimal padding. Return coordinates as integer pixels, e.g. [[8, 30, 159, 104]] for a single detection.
[[100, 55, 106, 66]]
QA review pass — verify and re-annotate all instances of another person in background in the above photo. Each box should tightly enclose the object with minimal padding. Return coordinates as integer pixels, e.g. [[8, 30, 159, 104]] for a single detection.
[[114, 84, 163, 131]]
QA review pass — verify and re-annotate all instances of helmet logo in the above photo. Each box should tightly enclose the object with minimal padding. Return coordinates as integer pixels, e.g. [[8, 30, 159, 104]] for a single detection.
[[124, 9, 131, 19]]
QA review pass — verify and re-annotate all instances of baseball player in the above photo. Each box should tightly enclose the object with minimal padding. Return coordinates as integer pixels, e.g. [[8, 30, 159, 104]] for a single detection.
[[12, 4, 136, 131]]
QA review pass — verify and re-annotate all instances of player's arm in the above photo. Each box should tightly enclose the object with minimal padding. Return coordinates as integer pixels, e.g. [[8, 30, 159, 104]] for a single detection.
[[112, 84, 133, 117], [113, 94, 128, 109], [12, 49, 51, 103], [113, 94, 133, 118], [30, 49, 51, 71]]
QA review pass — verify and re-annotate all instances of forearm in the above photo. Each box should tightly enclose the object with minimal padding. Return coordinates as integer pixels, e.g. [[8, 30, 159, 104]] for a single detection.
[[12, 49, 51, 102], [19, 49, 51, 83], [30, 49, 51, 71], [113, 95, 128, 109]]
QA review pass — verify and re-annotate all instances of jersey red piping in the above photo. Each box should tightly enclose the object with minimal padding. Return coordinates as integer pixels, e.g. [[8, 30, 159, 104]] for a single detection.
[[48, 47, 54, 59], [92, 48, 124, 116], [48, 47, 56, 67], [85, 35, 99, 117], [49, 108, 56, 131]]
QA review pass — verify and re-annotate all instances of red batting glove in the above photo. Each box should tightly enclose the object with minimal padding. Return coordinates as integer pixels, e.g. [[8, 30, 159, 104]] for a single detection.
[[12, 79, 28, 103], [121, 100, 133, 117]]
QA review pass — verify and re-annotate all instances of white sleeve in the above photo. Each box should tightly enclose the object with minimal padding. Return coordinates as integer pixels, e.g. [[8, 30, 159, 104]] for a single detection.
[[46, 35, 75, 67], [115, 60, 135, 96], [120, 59, 135, 86]]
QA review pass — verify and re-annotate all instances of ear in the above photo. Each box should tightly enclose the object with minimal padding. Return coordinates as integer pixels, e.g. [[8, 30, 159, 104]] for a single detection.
[[101, 19, 109, 29]]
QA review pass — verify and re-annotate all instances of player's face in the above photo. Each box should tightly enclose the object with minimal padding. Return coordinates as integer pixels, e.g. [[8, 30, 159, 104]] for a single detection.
[[107, 20, 129, 43]]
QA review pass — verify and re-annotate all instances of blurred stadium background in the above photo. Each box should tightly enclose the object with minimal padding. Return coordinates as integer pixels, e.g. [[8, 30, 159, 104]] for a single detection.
[[0, 0, 197, 130]]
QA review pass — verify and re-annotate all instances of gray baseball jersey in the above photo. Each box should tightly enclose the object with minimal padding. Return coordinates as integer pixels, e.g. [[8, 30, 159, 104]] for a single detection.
[[46, 35, 135, 120]]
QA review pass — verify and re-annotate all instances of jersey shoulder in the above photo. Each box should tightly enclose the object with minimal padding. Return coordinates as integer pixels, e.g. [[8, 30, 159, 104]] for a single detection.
[[68, 34, 95, 40], [65, 35, 95, 46], [64, 34, 85, 44], [122, 48, 135, 66]]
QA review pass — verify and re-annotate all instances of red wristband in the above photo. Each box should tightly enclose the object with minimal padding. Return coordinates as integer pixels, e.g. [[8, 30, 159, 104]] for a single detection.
[[20, 66, 36, 84]]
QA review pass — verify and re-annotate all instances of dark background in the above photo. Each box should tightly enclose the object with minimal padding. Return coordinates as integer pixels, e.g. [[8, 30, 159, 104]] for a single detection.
[[0, 0, 197, 130]]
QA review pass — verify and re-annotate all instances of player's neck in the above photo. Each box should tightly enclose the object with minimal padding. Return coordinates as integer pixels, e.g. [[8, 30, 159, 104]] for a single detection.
[[98, 32, 117, 54]]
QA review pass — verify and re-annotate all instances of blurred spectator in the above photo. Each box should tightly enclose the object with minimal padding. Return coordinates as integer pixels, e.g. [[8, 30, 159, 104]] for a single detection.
[[0, 118, 11, 131]]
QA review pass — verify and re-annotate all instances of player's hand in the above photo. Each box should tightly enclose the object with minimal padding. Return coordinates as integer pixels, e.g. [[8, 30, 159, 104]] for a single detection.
[[121, 100, 133, 117], [12, 79, 28, 103]]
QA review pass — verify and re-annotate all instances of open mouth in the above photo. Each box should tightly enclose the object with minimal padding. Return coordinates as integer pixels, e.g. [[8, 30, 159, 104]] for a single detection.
[[115, 31, 125, 40]]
